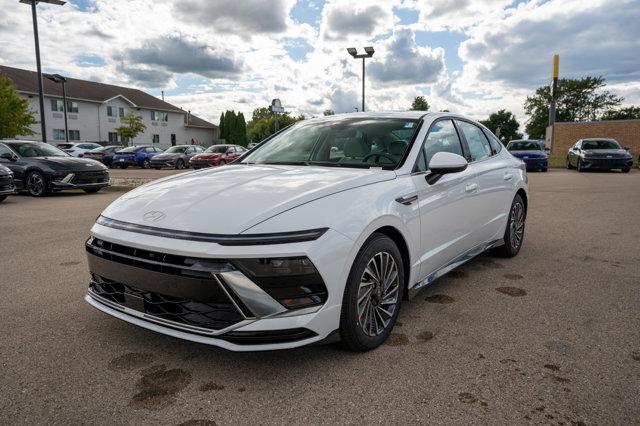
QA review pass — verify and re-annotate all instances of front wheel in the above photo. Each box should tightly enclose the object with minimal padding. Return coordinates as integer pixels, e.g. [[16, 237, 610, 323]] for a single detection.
[[175, 159, 185, 169], [0, 195, 6, 202], [217, 159, 226, 166], [621, 167, 630, 173], [26, 171, 49, 197], [577, 159, 584, 172], [142, 159, 151, 169], [566, 157, 573, 169], [339, 233, 404, 351], [492, 194, 526, 258]]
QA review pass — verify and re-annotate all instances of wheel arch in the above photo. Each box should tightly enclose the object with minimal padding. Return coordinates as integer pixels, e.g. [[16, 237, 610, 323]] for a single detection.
[[371, 225, 412, 301], [516, 188, 528, 214]]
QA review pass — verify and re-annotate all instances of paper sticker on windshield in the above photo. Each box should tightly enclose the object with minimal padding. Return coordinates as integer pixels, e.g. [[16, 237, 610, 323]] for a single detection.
[[404, 122, 415, 128]]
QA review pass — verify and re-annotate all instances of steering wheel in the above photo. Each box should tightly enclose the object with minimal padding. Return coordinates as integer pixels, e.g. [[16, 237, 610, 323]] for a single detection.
[[362, 152, 396, 165]]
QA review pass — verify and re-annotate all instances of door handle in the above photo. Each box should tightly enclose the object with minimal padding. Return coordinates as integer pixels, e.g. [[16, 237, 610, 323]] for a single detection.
[[395, 194, 418, 205], [503, 173, 513, 181], [465, 183, 478, 192]]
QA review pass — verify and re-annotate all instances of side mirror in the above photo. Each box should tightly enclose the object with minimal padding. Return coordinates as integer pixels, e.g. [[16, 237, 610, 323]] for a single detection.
[[544, 147, 550, 153], [0, 152, 16, 162], [426, 152, 468, 184]]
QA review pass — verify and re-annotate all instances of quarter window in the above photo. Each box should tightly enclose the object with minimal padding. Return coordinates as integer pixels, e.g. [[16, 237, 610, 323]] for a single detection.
[[415, 119, 464, 172], [456, 120, 492, 162]]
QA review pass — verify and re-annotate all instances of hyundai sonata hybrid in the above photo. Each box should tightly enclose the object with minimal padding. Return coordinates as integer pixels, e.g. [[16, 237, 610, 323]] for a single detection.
[[85, 112, 529, 351]]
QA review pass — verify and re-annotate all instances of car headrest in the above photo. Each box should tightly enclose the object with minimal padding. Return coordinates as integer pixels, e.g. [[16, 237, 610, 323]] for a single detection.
[[343, 138, 369, 158], [389, 140, 408, 156]]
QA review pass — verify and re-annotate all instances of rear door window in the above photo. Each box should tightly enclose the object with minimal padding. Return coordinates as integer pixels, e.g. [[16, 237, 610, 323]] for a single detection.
[[456, 120, 492, 162]]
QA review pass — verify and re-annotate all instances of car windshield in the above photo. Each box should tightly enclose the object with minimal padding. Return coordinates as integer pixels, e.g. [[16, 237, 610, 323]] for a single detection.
[[240, 117, 419, 169], [581, 140, 621, 150], [205, 145, 228, 153], [7, 142, 68, 157], [165, 146, 188, 153], [508, 141, 543, 151], [56, 144, 75, 149]]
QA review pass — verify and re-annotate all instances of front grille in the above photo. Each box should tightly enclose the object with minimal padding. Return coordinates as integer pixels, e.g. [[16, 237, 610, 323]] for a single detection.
[[585, 158, 628, 168], [90, 275, 244, 331], [72, 171, 109, 184]]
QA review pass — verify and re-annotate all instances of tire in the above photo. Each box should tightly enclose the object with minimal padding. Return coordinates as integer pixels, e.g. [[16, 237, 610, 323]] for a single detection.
[[142, 159, 151, 169], [175, 159, 185, 170], [577, 159, 584, 172], [492, 194, 526, 258], [25, 171, 49, 197], [339, 233, 404, 351], [153, 167, 161, 170], [622, 167, 630, 173], [541, 168, 548, 172], [566, 157, 573, 169], [217, 160, 226, 166]]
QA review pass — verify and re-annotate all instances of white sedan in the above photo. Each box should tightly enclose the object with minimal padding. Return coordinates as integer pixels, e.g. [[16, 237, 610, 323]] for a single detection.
[[56, 142, 102, 157], [84, 112, 528, 351]]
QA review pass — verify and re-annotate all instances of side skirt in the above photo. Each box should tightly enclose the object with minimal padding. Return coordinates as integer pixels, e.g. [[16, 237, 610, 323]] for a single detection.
[[408, 239, 500, 299]]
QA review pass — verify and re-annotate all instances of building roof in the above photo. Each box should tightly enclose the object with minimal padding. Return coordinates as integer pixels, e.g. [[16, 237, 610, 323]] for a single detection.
[[0, 65, 217, 129]]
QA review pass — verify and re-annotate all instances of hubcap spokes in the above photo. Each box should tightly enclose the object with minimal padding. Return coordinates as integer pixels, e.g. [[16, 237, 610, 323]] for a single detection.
[[27, 174, 43, 195], [510, 202, 525, 249], [357, 251, 399, 337]]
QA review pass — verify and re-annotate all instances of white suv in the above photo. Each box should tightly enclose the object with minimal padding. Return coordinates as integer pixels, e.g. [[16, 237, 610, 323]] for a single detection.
[[84, 112, 528, 352]]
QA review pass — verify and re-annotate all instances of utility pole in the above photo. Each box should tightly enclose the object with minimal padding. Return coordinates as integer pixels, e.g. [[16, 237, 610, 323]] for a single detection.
[[548, 54, 559, 127]]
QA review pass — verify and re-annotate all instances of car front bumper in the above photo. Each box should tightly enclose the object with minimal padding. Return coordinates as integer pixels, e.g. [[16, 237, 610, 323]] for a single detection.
[[581, 157, 632, 170], [150, 159, 177, 168], [84, 222, 354, 351], [50, 171, 110, 191], [0, 174, 16, 196], [190, 160, 215, 168], [520, 157, 547, 171]]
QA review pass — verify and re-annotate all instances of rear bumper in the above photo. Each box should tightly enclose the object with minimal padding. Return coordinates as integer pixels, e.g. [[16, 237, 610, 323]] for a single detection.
[[113, 158, 140, 166]]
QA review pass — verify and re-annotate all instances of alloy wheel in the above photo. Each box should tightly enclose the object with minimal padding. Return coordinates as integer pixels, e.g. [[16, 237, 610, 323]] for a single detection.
[[26, 173, 45, 196], [509, 200, 525, 250], [357, 251, 400, 337]]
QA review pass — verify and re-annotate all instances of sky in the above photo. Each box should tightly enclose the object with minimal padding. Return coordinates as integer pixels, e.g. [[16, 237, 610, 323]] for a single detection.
[[1, 0, 639, 127]]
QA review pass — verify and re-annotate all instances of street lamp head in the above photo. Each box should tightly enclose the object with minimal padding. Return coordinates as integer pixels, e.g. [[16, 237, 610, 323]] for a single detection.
[[20, 0, 67, 5], [43, 73, 67, 83], [346, 47, 358, 58], [363, 46, 375, 57]]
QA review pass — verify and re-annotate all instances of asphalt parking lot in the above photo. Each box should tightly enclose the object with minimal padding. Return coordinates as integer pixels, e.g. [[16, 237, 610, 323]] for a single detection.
[[1, 169, 639, 425]]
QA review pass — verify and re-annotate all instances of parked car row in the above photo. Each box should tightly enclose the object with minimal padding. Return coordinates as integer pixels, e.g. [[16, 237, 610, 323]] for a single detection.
[[0, 140, 110, 197]]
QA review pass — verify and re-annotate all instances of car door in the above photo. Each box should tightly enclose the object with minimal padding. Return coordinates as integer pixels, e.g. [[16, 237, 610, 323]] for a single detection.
[[455, 119, 511, 246], [410, 119, 481, 281]]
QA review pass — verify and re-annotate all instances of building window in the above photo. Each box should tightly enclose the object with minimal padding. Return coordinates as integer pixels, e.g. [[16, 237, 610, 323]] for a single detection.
[[119, 107, 127, 117], [108, 132, 119, 143], [67, 101, 79, 114], [68, 130, 80, 141], [152, 134, 159, 144], [151, 111, 168, 122], [107, 106, 116, 117], [53, 129, 66, 140], [51, 99, 64, 112]]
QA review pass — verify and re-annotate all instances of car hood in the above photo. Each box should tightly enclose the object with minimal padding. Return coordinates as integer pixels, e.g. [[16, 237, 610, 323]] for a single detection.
[[510, 150, 547, 158], [30, 156, 107, 171], [582, 149, 630, 157], [193, 153, 221, 160], [101, 164, 396, 234]]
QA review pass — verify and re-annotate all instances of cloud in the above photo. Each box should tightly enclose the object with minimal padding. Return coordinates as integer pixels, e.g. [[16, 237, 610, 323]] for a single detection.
[[409, 0, 514, 31], [368, 29, 446, 85], [124, 36, 244, 80], [459, 0, 640, 89], [329, 87, 359, 113], [174, 0, 294, 34], [116, 65, 173, 88], [322, 1, 395, 40]]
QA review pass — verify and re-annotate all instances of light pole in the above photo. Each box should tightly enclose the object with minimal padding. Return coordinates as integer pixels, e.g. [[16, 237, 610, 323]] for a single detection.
[[43, 73, 68, 142], [347, 46, 374, 112], [20, 0, 66, 143]]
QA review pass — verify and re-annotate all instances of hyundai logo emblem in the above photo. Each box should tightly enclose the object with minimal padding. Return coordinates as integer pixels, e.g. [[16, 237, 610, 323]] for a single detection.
[[143, 211, 166, 222]]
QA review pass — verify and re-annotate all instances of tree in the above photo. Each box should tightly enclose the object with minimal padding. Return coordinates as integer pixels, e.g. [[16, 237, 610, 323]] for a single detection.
[[235, 112, 247, 146], [323, 109, 335, 116], [246, 108, 304, 142], [410, 96, 430, 111], [480, 109, 522, 143], [219, 112, 226, 141], [115, 113, 146, 144], [0, 74, 38, 139], [601, 106, 640, 120], [523, 76, 623, 138], [223, 110, 236, 143]]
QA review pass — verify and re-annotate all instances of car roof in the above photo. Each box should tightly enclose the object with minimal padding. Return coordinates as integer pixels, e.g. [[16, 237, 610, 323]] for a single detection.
[[580, 138, 617, 141]]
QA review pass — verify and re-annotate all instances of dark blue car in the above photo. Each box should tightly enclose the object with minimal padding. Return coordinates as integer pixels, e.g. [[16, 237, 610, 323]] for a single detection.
[[112, 145, 163, 169], [507, 140, 548, 172]]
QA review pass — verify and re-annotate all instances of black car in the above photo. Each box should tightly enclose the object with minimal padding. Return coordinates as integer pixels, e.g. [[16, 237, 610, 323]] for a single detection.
[[149, 144, 204, 169], [566, 138, 633, 173], [83, 145, 121, 167], [0, 140, 110, 196], [0, 164, 16, 202]]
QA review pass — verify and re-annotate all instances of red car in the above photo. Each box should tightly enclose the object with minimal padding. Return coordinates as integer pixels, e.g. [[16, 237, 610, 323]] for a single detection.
[[189, 144, 246, 169]]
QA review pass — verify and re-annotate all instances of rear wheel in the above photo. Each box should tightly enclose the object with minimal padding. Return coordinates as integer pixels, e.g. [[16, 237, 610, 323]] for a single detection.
[[340, 233, 404, 351], [577, 159, 584, 172], [493, 194, 526, 258], [622, 167, 630, 173], [26, 171, 49, 197], [0, 195, 6, 202], [83, 188, 101, 194]]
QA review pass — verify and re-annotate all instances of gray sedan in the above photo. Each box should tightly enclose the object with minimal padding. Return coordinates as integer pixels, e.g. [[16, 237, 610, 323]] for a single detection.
[[150, 145, 204, 169]]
